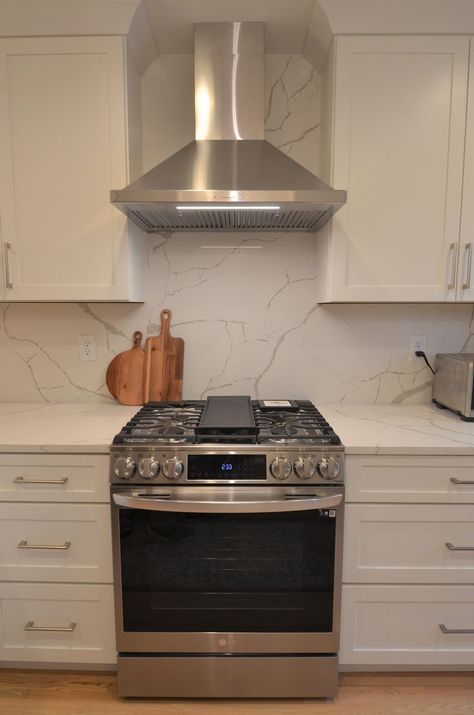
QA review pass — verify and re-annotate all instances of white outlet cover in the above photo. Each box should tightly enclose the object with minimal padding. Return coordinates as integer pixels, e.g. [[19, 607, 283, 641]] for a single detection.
[[79, 335, 97, 361]]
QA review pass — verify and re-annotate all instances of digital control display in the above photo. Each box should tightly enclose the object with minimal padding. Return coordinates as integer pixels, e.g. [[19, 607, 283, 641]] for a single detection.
[[188, 454, 267, 480]]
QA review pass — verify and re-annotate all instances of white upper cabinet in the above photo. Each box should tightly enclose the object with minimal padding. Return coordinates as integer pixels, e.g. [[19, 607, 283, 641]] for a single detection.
[[458, 42, 474, 302], [0, 36, 144, 301], [317, 36, 471, 302]]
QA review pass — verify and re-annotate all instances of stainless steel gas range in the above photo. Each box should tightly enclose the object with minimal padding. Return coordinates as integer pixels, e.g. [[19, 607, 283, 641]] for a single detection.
[[110, 396, 344, 698]]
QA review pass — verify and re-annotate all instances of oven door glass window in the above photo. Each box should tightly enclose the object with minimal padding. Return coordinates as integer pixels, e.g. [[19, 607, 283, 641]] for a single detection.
[[118, 508, 336, 633]]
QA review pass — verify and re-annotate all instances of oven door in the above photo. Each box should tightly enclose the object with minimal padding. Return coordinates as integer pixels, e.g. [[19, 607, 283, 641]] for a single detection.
[[111, 486, 344, 654]]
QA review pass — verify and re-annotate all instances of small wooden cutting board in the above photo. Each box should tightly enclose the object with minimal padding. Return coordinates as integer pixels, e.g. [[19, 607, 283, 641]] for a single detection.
[[144, 309, 184, 402], [106, 331, 144, 405]]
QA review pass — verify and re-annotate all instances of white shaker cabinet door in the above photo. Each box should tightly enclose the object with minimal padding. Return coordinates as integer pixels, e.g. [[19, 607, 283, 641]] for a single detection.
[[0, 36, 143, 302], [319, 36, 469, 302], [458, 38, 474, 302]]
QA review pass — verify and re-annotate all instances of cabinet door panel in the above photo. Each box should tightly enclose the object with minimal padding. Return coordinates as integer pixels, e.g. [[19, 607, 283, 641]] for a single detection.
[[344, 504, 474, 583], [346, 455, 474, 504], [327, 36, 469, 302], [0, 503, 113, 582], [458, 37, 474, 301], [0, 582, 115, 664], [341, 585, 474, 665], [0, 37, 138, 301]]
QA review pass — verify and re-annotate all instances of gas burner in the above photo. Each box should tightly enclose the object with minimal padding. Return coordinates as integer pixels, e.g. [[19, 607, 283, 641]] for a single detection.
[[112, 397, 341, 447]]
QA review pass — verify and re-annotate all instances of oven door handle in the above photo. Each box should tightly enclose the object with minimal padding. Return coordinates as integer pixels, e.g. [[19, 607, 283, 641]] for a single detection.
[[112, 492, 343, 513]]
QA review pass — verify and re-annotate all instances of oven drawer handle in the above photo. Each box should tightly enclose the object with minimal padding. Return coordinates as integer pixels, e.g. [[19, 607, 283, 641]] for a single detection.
[[112, 492, 343, 513]]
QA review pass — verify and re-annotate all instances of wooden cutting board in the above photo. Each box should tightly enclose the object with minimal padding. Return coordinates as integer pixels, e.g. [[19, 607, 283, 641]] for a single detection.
[[105, 331, 144, 405], [144, 309, 184, 402]]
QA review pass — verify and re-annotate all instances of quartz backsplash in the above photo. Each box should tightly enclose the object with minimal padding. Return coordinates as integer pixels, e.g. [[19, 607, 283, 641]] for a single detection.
[[0, 54, 472, 404]]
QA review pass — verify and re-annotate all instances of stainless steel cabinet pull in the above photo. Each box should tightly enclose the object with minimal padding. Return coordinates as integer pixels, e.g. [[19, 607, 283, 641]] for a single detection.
[[450, 477, 474, 485], [445, 542, 474, 551], [17, 540, 71, 550], [448, 242, 457, 289], [3, 241, 12, 289], [13, 476, 68, 485], [463, 242, 473, 289], [24, 621, 76, 633], [439, 624, 474, 634]]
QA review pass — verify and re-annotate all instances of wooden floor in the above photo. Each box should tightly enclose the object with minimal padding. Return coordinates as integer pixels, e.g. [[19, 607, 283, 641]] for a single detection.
[[0, 671, 473, 714]]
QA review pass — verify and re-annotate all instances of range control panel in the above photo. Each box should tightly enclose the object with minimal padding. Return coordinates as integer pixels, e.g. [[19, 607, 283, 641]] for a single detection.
[[110, 450, 344, 486]]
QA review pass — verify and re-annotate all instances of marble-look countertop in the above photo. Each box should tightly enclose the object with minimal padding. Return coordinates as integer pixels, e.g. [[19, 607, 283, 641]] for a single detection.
[[0, 403, 137, 453], [321, 403, 474, 455], [0, 401, 474, 455]]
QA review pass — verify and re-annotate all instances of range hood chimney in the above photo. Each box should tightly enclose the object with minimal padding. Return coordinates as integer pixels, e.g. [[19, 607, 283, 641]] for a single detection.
[[110, 22, 346, 232]]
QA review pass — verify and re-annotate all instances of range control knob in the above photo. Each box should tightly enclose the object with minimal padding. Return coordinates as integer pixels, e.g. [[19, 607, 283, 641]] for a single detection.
[[114, 456, 136, 480], [294, 456, 317, 480], [270, 457, 292, 481], [162, 456, 184, 481], [138, 457, 160, 480], [317, 457, 341, 480]]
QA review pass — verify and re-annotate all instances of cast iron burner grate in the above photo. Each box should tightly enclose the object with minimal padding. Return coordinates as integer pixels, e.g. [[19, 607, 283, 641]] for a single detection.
[[253, 401, 341, 445], [112, 401, 204, 445], [112, 398, 341, 446]]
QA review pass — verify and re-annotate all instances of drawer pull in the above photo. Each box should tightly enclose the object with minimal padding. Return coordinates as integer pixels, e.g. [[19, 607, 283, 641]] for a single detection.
[[13, 476, 69, 485], [450, 477, 474, 485], [24, 621, 76, 633], [439, 624, 474, 634], [17, 540, 71, 550], [445, 542, 474, 551]]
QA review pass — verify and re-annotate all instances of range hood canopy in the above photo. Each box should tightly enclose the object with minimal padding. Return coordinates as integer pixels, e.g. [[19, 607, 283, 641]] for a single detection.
[[111, 22, 346, 233]]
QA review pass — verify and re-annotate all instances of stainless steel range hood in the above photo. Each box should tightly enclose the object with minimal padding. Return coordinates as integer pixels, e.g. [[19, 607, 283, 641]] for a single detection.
[[111, 22, 346, 233]]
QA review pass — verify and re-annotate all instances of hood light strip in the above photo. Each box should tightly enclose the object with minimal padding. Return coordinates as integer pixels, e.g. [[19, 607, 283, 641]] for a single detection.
[[177, 205, 281, 211]]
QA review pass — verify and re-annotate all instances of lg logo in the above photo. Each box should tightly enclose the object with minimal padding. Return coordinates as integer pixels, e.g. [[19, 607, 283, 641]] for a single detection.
[[218, 636, 237, 648]]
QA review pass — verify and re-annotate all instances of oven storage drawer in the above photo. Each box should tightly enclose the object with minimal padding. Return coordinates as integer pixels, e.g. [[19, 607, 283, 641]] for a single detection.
[[340, 585, 474, 665], [345, 455, 474, 503], [0, 503, 113, 582], [0, 454, 110, 503], [0, 582, 116, 664], [343, 504, 474, 583]]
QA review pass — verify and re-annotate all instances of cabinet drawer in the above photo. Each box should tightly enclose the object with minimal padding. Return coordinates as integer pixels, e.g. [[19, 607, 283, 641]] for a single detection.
[[0, 503, 112, 582], [344, 504, 474, 583], [346, 455, 474, 503], [0, 454, 109, 502], [0, 582, 115, 663], [341, 585, 474, 665]]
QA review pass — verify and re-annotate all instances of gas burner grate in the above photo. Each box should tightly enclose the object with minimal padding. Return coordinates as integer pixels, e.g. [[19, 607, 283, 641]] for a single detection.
[[253, 401, 341, 446], [112, 401, 205, 445], [112, 398, 341, 447]]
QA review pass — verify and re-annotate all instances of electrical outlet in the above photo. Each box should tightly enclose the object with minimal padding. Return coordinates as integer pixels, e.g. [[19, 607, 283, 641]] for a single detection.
[[409, 335, 426, 361], [79, 335, 96, 361]]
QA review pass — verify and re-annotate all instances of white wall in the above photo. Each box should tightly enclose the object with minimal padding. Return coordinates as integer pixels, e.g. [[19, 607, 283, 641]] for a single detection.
[[0, 54, 473, 404]]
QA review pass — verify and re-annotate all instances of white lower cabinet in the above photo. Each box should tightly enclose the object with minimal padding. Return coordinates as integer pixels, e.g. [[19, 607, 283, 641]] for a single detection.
[[341, 454, 474, 668], [341, 586, 474, 666], [0, 583, 115, 664], [0, 452, 115, 666]]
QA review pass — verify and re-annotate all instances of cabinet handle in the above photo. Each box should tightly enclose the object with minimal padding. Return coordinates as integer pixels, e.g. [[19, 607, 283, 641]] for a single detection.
[[445, 542, 474, 551], [13, 476, 68, 485], [17, 540, 71, 550], [450, 477, 474, 485], [439, 624, 474, 634], [24, 621, 76, 633], [3, 241, 12, 289], [448, 242, 457, 289], [463, 242, 473, 289]]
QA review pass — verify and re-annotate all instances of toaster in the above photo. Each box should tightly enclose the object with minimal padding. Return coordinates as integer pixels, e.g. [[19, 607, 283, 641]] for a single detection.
[[432, 353, 474, 421]]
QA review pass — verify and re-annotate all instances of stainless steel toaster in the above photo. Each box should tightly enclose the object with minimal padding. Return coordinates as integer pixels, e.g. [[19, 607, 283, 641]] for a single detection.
[[432, 353, 474, 421]]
